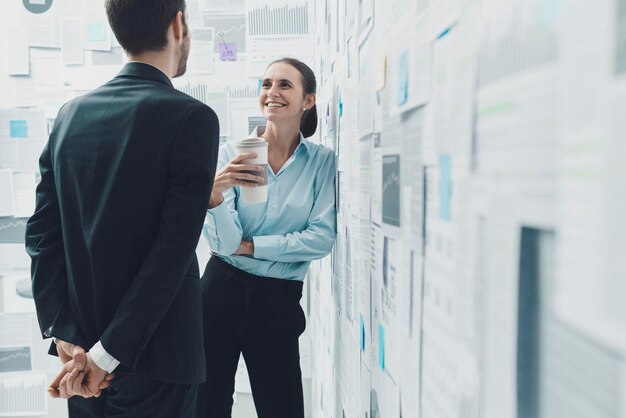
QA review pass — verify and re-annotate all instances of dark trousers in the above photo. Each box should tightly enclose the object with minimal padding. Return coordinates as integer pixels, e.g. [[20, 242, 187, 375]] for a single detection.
[[68, 372, 197, 418], [195, 256, 306, 418]]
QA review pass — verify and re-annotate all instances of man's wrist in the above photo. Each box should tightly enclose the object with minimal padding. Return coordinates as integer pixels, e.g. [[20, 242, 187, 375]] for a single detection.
[[89, 341, 120, 373]]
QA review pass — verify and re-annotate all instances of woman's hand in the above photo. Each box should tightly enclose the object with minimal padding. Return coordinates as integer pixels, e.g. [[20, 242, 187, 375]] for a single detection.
[[234, 241, 254, 256], [209, 153, 266, 208]]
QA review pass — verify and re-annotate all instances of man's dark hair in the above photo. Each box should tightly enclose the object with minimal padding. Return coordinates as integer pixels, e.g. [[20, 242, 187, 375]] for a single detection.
[[105, 0, 187, 55]]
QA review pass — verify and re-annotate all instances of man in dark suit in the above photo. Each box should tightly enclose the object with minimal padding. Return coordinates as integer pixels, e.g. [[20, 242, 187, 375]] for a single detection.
[[24, 0, 219, 416]]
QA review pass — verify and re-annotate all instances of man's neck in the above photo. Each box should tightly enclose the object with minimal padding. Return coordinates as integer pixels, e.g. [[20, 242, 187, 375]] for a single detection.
[[127, 52, 174, 78]]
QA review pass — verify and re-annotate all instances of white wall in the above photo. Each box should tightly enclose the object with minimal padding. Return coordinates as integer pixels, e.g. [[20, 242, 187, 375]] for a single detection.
[[307, 0, 626, 417]]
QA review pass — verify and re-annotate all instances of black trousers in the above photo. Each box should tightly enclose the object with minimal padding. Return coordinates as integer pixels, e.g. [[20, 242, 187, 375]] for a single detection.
[[67, 372, 197, 418], [195, 256, 306, 418]]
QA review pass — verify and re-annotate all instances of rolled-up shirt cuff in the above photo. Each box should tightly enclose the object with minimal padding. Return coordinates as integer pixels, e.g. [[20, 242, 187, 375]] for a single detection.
[[89, 340, 120, 373], [252, 235, 282, 260]]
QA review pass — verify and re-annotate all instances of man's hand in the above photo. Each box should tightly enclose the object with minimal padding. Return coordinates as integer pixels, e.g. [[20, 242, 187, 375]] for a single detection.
[[48, 354, 113, 399], [234, 240, 254, 256], [55, 339, 86, 369]]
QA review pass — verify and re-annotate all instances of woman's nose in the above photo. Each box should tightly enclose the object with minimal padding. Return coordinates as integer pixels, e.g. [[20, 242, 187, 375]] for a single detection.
[[268, 85, 280, 96]]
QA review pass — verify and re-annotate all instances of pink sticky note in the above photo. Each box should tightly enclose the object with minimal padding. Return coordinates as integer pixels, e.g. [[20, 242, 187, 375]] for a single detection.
[[219, 43, 237, 61]]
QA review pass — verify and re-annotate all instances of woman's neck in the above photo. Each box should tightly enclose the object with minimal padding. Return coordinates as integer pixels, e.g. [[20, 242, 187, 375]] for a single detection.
[[261, 121, 301, 160]]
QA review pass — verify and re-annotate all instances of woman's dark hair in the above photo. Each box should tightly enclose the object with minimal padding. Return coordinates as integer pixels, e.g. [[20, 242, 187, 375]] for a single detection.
[[105, 0, 187, 55], [268, 57, 318, 138]]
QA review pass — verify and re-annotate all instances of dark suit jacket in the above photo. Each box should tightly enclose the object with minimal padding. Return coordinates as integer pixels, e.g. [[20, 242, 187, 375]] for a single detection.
[[25, 62, 219, 384]]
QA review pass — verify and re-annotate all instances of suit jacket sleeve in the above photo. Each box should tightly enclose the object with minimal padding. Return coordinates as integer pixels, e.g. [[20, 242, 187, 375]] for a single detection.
[[25, 135, 88, 351], [99, 105, 219, 369]]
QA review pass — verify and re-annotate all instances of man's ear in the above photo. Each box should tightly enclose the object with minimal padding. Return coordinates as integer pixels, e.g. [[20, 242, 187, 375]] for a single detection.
[[171, 11, 184, 42]]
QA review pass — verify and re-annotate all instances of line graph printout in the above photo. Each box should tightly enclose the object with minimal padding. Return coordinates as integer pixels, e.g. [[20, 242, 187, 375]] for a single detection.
[[382, 154, 401, 227], [246, 2, 309, 38], [0, 217, 27, 243], [204, 14, 246, 53], [0, 347, 31, 373]]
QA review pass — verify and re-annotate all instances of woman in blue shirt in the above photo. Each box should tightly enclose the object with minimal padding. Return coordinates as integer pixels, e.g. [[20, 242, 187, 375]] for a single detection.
[[195, 58, 336, 418]]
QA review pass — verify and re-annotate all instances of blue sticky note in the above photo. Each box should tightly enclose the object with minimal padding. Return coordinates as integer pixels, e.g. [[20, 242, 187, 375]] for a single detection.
[[87, 23, 107, 42], [397, 50, 409, 106], [439, 154, 452, 220], [10, 120, 28, 138], [378, 323, 385, 370], [360, 314, 366, 352]]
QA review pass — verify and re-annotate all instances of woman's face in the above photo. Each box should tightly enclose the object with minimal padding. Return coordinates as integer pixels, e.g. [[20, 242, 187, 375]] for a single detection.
[[259, 62, 313, 125]]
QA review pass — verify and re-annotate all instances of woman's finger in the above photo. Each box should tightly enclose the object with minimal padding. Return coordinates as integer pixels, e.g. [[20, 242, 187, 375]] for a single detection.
[[223, 164, 263, 175], [231, 152, 257, 163], [235, 173, 265, 183]]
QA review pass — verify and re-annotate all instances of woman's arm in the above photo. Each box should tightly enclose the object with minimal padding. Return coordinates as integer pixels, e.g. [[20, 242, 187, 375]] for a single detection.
[[251, 151, 337, 262], [205, 149, 265, 256]]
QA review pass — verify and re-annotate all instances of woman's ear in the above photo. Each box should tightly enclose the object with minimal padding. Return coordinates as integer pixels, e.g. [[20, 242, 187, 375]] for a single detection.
[[304, 93, 316, 109]]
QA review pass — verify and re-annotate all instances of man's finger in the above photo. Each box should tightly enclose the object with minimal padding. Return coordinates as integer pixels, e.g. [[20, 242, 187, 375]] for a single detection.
[[48, 366, 68, 392], [70, 345, 86, 370], [71, 371, 85, 396], [56, 340, 72, 364], [64, 369, 79, 397], [47, 386, 60, 399], [59, 372, 70, 399]]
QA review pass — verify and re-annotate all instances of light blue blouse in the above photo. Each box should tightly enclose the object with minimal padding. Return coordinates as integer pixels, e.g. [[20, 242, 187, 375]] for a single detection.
[[204, 127, 337, 281]]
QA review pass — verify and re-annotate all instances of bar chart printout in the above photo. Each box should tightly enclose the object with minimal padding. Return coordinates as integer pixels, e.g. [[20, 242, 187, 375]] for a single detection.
[[0, 374, 47, 416], [247, 3, 309, 37]]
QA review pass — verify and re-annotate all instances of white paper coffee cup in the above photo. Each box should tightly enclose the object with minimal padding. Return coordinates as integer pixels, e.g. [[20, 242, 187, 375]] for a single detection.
[[235, 137, 269, 204]]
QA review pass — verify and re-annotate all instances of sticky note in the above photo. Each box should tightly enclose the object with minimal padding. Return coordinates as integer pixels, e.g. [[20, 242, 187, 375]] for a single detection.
[[397, 50, 409, 106], [87, 23, 107, 42], [360, 314, 366, 352], [219, 43, 237, 61], [10, 120, 28, 138], [378, 323, 385, 370], [439, 154, 452, 220]]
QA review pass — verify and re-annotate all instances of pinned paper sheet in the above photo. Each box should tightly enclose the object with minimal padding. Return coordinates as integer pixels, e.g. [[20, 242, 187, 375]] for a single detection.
[[378, 323, 385, 370], [397, 50, 409, 106], [12, 171, 37, 217], [439, 154, 452, 221], [0, 170, 15, 217], [376, 53, 386, 90], [360, 313, 366, 352], [7, 29, 30, 76], [60, 18, 84, 65], [0, 374, 47, 416], [87, 23, 107, 42], [187, 27, 215, 74]]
